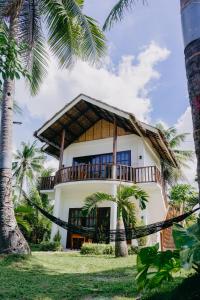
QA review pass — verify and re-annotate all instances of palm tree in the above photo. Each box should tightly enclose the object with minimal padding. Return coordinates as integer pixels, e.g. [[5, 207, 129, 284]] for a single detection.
[[156, 124, 193, 186], [0, 0, 106, 254], [103, 0, 200, 201], [82, 185, 148, 257], [13, 141, 45, 203]]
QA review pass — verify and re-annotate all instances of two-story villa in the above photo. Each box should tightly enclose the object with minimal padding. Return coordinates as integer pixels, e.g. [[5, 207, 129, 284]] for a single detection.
[[35, 94, 178, 250]]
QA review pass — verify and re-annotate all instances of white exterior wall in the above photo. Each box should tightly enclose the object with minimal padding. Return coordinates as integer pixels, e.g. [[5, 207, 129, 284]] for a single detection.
[[48, 134, 166, 249], [63, 134, 160, 169]]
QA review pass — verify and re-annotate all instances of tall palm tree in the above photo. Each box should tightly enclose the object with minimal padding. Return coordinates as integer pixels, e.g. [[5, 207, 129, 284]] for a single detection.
[[0, 0, 106, 254], [103, 0, 200, 201], [82, 185, 148, 257], [13, 141, 45, 203], [156, 123, 193, 186]]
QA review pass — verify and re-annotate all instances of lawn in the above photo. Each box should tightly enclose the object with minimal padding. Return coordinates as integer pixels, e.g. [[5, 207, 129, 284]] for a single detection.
[[0, 252, 184, 300]]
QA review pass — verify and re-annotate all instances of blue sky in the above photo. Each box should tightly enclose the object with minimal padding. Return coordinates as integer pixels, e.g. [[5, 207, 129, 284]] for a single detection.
[[84, 0, 188, 124], [14, 0, 195, 179]]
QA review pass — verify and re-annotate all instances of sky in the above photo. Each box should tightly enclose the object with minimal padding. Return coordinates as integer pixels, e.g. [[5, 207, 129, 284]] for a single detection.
[[13, 0, 196, 182]]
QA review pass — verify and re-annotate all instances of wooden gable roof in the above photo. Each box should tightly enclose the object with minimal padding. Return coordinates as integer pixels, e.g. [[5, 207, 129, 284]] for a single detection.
[[34, 94, 178, 167]]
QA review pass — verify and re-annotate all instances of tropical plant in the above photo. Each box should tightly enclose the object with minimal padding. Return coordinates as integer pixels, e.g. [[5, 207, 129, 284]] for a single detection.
[[136, 243, 180, 292], [170, 184, 198, 212], [22, 188, 53, 244], [156, 124, 193, 186], [13, 141, 45, 203], [0, 0, 106, 254], [14, 205, 32, 234], [173, 219, 200, 273], [82, 185, 148, 257], [103, 0, 200, 203]]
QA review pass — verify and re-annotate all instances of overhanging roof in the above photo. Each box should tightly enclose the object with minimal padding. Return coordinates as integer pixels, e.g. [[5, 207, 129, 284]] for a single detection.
[[34, 94, 178, 167]]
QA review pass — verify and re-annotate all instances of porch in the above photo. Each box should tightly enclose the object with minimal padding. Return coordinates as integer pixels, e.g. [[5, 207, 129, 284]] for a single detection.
[[40, 164, 162, 190]]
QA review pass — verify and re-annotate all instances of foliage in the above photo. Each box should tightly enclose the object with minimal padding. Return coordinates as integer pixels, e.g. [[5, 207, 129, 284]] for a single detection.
[[128, 245, 139, 255], [14, 205, 32, 234], [19, 188, 53, 244], [137, 235, 147, 247], [53, 230, 62, 243], [80, 243, 114, 255], [0, 22, 31, 92], [103, 0, 142, 30], [82, 185, 148, 256], [39, 241, 63, 252], [155, 124, 193, 186], [136, 244, 180, 292], [173, 219, 200, 273], [12, 141, 45, 202], [170, 184, 198, 209], [83, 185, 148, 221], [0, 0, 106, 95]]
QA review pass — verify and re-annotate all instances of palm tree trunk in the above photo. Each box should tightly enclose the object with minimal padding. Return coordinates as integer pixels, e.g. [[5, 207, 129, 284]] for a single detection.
[[184, 42, 200, 204], [180, 1, 200, 204], [0, 11, 30, 254], [115, 211, 128, 257]]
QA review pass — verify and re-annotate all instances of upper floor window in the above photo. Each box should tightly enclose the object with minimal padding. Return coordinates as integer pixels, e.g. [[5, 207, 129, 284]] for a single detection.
[[73, 150, 131, 166]]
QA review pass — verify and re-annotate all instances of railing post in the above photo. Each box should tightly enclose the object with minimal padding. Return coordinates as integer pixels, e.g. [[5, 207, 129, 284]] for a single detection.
[[112, 118, 117, 179], [59, 129, 66, 170]]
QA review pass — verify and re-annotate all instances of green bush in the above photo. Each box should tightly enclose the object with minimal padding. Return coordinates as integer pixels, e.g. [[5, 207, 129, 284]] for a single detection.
[[30, 241, 63, 252], [80, 243, 114, 255], [128, 245, 139, 255]]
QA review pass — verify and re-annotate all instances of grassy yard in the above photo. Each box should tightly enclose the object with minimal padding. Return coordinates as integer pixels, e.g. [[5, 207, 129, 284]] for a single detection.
[[0, 252, 184, 300]]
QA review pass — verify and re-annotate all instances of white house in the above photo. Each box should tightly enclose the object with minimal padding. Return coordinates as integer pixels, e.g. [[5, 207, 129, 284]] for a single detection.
[[35, 94, 178, 250]]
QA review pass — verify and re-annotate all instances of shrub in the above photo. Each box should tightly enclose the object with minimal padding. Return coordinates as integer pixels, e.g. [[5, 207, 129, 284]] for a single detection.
[[80, 243, 114, 255], [53, 230, 62, 243], [137, 235, 147, 247], [30, 241, 63, 252], [128, 245, 139, 255]]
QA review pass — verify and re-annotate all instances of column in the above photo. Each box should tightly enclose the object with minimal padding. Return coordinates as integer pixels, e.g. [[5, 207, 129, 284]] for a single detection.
[[59, 129, 65, 169], [112, 118, 117, 179]]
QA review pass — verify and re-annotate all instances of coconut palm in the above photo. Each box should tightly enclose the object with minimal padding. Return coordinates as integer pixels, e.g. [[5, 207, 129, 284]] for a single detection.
[[82, 185, 148, 257], [0, 0, 106, 254], [156, 123, 194, 186], [13, 141, 45, 203], [103, 1, 200, 201]]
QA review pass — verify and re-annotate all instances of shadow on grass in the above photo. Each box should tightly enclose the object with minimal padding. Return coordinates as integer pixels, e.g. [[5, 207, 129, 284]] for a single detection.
[[0, 254, 138, 300]]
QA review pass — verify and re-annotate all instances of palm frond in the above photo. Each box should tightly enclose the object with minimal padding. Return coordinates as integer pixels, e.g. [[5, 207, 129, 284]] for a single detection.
[[42, 0, 106, 67], [117, 185, 148, 210], [103, 0, 147, 30], [18, 0, 48, 95], [169, 133, 190, 148], [82, 192, 115, 216]]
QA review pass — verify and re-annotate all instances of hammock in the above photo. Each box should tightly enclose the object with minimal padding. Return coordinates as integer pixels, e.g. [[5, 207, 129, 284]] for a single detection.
[[23, 191, 200, 242]]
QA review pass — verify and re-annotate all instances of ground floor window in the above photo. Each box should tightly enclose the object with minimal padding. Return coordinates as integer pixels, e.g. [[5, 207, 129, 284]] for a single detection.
[[67, 207, 110, 249]]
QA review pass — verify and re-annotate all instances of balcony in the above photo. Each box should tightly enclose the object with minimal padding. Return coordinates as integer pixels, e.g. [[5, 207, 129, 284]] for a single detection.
[[40, 164, 162, 190]]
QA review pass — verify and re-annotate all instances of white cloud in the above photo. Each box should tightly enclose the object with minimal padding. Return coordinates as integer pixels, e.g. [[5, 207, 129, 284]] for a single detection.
[[16, 41, 170, 123], [175, 107, 197, 185]]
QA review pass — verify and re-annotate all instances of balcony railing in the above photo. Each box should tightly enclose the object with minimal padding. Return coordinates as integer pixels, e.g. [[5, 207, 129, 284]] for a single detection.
[[40, 164, 162, 190]]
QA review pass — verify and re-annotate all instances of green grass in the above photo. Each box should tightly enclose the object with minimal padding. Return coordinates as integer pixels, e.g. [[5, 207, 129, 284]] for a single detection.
[[0, 252, 186, 300]]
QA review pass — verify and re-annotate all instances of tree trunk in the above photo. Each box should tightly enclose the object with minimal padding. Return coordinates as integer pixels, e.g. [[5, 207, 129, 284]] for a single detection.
[[115, 213, 128, 257], [184, 41, 200, 204], [180, 1, 200, 204], [0, 13, 30, 254]]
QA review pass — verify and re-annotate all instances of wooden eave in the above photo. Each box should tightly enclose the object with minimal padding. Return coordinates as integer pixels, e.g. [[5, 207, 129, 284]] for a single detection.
[[34, 94, 178, 167]]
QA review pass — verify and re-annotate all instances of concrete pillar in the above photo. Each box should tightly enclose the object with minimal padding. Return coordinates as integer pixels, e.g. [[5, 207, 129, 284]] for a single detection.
[[51, 187, 61, 241], [109, 184, 118, 245]]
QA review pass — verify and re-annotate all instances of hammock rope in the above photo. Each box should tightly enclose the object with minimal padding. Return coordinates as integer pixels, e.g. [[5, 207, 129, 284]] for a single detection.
[[23, 191, 200, 242]]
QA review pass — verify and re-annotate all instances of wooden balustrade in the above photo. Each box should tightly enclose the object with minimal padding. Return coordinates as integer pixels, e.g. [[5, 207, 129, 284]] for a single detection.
[[40, 176, 55, 190], [40, 164, 162, 190]]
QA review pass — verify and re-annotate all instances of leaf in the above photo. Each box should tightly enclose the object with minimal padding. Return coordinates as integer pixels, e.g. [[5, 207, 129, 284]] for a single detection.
[[173, 223, 199, 249]]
